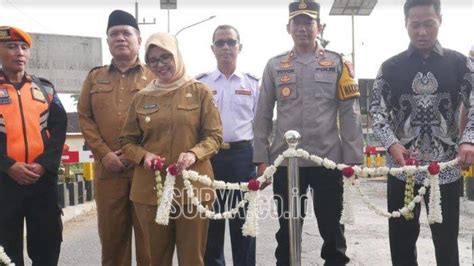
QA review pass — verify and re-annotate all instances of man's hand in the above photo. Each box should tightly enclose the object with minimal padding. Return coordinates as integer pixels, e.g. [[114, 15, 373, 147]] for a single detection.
[[388, 143, 409, 166], [143, 152, 165, 171], [115, 150, 133, 170], [101, 151, 125, 173], [28, 163, 46, 176], [458, 143, 474, 170], [6, 162, 40, 186], [257, 163, 272, 190], [176, 152, 197, 175]]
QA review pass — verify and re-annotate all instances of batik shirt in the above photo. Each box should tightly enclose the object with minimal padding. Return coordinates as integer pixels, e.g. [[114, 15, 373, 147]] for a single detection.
[[370, 42, 474, 184]]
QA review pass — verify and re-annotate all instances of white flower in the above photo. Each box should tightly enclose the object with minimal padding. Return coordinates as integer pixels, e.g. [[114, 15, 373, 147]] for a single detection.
[[404, 165, 418, 175], [222, 212, 233, 219], [263, 166, 277, 178], [283, 149, 298, 158], [418, 187, 427, 195], [414, 196, 422, 203], [378, 166, 390, 176], [400, 207, 409, 215], [197, 205, 206, 213], [191, 197, 200, 206], [273, 155, 285, 167], [296, 149, 310, 158], [389, 168, 403, 175], [213, 180, 226, 189], [392, 211, 401, 218], [310, 155, 323, 165], [322, 158, 337, 169]]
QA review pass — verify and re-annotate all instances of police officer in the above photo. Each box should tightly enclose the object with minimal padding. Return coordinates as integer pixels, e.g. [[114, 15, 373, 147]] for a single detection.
[[0, 26, 67, 266], [78, 10, 154, 266], [253, 1, 364, 265], [198, 25, 259, 266]]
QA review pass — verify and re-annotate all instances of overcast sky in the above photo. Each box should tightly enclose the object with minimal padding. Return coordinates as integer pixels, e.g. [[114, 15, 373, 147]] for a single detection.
[[1, 0, 473, 80]]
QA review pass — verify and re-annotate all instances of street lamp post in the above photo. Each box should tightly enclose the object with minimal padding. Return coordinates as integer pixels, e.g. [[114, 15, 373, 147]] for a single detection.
[[329, 0, 377, 145], [175, 15, 217, 37], [329, 0, 377, 71], [160, 0, 177, 33]]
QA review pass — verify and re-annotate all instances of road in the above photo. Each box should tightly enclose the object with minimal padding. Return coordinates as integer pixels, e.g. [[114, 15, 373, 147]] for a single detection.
[[21, 179, 474, 265]]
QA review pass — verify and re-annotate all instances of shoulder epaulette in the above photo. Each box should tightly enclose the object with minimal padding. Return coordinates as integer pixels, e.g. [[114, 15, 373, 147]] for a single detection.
[[244, 72, 259, 81], [195, 72, 210, 80], [273, 51, 291, 59], [324, 49, 343, 58], [88, 65, 106, 75]]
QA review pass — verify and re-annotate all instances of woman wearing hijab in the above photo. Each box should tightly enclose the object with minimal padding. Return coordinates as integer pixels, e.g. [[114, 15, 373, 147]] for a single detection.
[[119, 32, 223, 266]]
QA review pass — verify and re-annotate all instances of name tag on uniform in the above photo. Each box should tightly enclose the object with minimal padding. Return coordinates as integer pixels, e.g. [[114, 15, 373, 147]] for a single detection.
[[96, 80, 111, 84], [235, 89, 251, 96], [0, 88, 10, 104], [144, 103, 158, 109]]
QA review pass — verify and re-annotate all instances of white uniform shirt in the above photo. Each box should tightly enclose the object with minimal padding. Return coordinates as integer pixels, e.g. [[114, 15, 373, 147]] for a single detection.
[[198, 69, 259, 143]]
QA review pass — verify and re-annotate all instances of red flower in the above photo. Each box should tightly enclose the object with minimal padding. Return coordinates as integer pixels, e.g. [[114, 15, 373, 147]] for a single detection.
[[151, 158, 164, 171], [248, 179, 261, 191], [428, 162, 440, 175], [342, 167, 355, 178], [168, 163, 179, 176], [405, 158, 418, 166]]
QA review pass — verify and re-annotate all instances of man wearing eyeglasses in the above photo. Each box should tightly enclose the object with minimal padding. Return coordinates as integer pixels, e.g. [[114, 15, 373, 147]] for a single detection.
[[78, 9, 154, 266], [253, 0, 364, 265], [197, 25, 259, 266]]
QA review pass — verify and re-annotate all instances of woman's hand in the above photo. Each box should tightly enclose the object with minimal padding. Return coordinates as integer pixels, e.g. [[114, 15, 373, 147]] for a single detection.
[[143, 152, 166, 171], [176, 152, 197, 174]]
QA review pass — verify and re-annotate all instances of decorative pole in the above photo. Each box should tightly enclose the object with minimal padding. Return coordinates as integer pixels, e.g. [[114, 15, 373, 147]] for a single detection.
[[284, 130, 301, 266]]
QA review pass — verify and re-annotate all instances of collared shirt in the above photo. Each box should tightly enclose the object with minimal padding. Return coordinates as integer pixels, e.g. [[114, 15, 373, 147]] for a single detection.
[[78, 60, 155, 179], [253, 47, 364, 167], [370, 41, 474, 184], [197, 69, 259, 143]]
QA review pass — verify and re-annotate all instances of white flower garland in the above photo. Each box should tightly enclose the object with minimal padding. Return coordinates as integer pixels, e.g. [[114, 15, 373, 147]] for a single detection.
[[241, 191, 259, 237], [0, 246, 14, 266], [153, 147, 455, 236], [427, 172, 443, 224], [155, 171, 176, 225]]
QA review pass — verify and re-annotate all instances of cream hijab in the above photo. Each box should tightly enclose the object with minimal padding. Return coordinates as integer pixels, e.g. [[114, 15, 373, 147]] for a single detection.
[[144, 32, 195, 93]]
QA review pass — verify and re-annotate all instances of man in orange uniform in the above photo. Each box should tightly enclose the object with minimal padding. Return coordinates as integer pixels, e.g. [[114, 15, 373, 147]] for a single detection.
[[0, 26, 67, 266]]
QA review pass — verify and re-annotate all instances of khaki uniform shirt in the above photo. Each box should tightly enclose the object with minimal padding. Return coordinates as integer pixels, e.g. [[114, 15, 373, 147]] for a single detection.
[[253, 48, 364, 167], [78, 61, 155, 179], [119, 81, 223, 205]]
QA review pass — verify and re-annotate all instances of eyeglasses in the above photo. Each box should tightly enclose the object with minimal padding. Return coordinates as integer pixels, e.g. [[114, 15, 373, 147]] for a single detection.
[[213, 39, 239, 48], [147, 53, 173, 67]]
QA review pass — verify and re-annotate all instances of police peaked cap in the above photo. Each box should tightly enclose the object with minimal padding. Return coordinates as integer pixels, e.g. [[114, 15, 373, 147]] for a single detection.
[[289, 0, 320, 20], [107, 10, 140, 33], [0, 26, 32, 47]]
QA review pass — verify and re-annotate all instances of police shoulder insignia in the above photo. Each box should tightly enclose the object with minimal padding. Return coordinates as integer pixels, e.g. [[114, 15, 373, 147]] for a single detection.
[[343, 60, 355, 78], [88, 65, 106, 75], [244, 72, 259, 81], [337, 62, 359, 101], [196, 72, 209, 80]]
